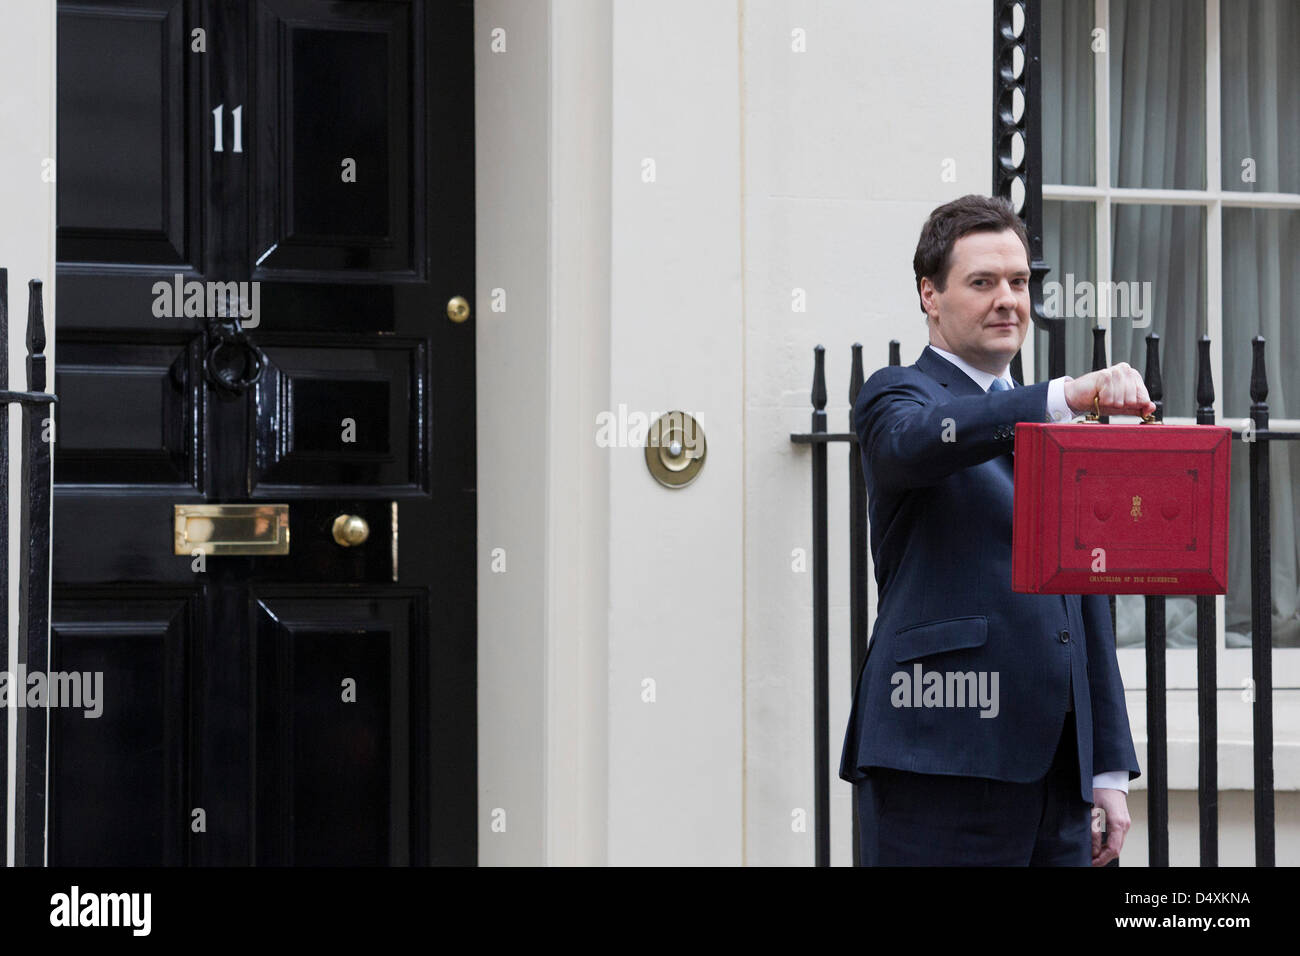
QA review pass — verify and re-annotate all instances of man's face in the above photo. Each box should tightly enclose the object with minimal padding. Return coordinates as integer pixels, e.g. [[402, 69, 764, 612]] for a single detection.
[[921, 229, 1031, 376]]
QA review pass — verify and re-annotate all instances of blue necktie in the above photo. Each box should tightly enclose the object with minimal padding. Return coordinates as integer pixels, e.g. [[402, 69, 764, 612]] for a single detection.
[[990, 377, 1014, 461]]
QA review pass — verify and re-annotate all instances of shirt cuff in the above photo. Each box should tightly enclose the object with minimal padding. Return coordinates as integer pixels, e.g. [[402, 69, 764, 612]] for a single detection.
[[1046, 376, 1074, 422], [1093, 770, 1130, 794]]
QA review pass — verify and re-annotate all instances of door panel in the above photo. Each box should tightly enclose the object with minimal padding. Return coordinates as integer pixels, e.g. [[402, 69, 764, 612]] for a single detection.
[[253, 0, 421, 279], [48, 593, 196, 866], [57, 0, 198, 266], [254, 591, 425, 865], [52, 0, 475, 866], [54, 338, 203, 487], [250, 341, 425, 489]]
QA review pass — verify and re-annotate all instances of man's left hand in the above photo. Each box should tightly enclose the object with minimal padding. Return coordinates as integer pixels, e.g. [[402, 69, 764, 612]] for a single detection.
[[1091, 788, 1131, 866]]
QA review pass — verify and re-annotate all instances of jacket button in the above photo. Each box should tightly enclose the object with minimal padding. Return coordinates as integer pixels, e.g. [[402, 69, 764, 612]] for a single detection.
[[1059, 628, 1070, 644]]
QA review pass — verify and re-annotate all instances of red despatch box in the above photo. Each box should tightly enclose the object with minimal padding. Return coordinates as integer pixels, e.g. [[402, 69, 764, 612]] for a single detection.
[[1011, 422, 1231, 594]]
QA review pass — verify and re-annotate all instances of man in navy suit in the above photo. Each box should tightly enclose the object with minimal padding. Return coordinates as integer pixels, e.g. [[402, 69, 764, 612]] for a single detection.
[[840, 194, 1153, 866]]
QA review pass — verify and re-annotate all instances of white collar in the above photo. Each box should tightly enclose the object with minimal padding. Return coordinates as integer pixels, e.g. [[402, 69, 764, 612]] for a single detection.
[[927, 344, 1013, 392]]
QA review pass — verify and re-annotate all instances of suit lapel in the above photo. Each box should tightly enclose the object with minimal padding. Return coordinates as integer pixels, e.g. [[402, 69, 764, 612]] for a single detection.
[[916, 346, 986, 397], [917, 346, 1018, 463]]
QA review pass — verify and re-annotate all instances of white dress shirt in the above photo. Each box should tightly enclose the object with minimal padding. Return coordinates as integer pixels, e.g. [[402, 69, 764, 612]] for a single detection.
[[926, 344, 1074, 422], [926, 345, 1129, 795]]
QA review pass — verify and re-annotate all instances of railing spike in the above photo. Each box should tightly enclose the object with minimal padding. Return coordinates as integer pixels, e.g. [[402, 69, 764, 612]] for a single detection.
[[1144, 331, 1163, 405], [1250, 335, 1268, 407], [1091, 325, 1108, 372], [1, 267, 9, 390], [849, 343, 864, 406], [26, 279, 46, 393], [811, 345, 827, 412], [1091, 326, 1110, 424], [1196, 335, 1215, 416]]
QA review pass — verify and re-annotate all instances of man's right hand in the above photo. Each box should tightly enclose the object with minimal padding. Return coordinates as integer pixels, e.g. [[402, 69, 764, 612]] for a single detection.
[[1063, 362, 1157, 419]]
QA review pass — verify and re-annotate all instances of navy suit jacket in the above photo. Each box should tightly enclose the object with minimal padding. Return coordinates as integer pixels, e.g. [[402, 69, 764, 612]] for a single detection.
[[838, 345, 1141, 803]]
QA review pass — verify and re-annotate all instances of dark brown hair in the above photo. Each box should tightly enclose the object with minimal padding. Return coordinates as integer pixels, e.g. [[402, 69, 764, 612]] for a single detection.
[[912, 194, 1029, 315]]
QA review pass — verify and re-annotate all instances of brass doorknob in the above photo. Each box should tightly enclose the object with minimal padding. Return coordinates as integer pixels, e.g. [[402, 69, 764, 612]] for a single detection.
[[447, 296, 471, 323], [332, 514, 370, 547]]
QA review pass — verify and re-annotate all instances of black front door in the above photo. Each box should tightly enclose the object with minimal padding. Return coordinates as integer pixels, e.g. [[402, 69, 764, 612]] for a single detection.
[[51, 0, 475, 865]]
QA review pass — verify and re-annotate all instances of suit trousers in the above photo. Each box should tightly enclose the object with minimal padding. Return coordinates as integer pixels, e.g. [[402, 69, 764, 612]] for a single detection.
[[855, 711, 1092, 866]]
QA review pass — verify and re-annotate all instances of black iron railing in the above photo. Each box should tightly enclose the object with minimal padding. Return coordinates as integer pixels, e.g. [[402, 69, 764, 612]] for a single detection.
[[0, 268, 57, 867], [792, 331, 1287, 867]]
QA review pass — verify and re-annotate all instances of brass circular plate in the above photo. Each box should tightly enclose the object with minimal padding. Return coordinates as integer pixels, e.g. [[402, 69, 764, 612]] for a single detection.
[[644, 411, 706, 488], [447, 295, 471, 323]]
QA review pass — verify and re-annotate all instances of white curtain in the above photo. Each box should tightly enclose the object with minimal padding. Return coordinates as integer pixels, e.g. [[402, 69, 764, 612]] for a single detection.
[[1220, 0, 1300, 648], [1041, 0, 1300, 648]]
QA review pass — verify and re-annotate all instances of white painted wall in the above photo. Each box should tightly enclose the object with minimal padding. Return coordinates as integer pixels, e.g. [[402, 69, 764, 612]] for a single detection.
[[605, 0, 746, 865], [475, 0, 614, 866], [477, 0, 748, 867], [475, 0, 553, 865], [543, 0, 612, 866], [1127, 790, 1300, 866], [740, 0, 996, 865], [0, 0, 56, 866]]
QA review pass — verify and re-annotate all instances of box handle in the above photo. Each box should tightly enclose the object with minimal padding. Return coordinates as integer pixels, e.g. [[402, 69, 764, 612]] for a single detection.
[[1082, 395, 1159, 424]]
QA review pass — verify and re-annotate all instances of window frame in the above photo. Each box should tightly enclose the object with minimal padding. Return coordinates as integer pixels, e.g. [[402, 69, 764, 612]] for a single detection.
[[1037, 0, 1300, 694]]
